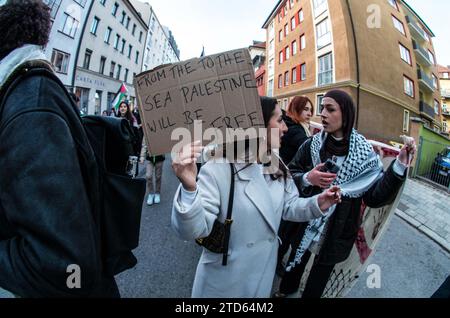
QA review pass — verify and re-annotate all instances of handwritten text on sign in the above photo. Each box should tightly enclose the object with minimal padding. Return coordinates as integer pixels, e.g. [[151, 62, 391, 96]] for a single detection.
[[134, 48, 264, 156]]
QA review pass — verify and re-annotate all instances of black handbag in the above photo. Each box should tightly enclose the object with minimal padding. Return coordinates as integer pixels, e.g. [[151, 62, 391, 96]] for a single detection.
[[195, 163, 235, 266]]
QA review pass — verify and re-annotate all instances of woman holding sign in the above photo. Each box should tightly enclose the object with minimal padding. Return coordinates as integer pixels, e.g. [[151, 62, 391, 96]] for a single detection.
[[171, 97, 341, 298], [273, 90, 415, 298]]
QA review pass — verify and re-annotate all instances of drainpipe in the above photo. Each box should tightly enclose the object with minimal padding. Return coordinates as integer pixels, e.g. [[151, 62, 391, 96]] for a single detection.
[[71, 0, 95, 91], [346, 0, 361, 129]]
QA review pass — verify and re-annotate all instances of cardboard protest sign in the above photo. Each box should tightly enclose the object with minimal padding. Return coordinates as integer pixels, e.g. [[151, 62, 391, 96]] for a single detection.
[[134, 48, 264, 156]]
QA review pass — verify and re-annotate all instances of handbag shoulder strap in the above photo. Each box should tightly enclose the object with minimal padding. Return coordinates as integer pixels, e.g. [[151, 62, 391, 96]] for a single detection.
[[221, 163, 235, 266]]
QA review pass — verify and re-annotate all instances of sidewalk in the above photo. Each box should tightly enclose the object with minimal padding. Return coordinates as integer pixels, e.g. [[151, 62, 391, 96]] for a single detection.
[[396, 178, 450, 253]]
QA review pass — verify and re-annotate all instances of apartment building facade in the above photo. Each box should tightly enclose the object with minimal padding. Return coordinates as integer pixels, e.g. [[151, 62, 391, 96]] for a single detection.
[[249, 41, 267, 96], [438, 65, 450, 134], [263, 0, 442, 143], [130, 0, 180, 72], [44, 0, 93, 88], [73, 0, 147, 115]]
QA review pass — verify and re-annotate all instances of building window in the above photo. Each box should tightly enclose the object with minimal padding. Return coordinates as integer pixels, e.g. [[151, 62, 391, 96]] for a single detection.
[[318, 53, 333, 86], [285, 46, 290, 60], [392, 15, 405, 35], [316, 18, 331, 49], [428, 50, 436, 65], [443, 72, 449, 79], [313, 0, 327, 17], [139, 31, 143, 43], [292, 67, 297, 84], [104, 27, 112, 44], [114, 34, 120, 50], [279, 51, 284, 64], [83, 49, 92, 69], [403, 110, 410, 132], [292, 41, 297, 55], [279, 30, 283, 42], [268, 79, 274, 97], [120, 11, 126, 25], [434, 99, 440, 115], [278, 74, 283, 88], [73, 0, 87, 6], [116, 64, 122, 80], [124, 68, 129, 83], [300, 34, 306, 50], [43, 0, 62, 19], [299, 9, 304, 22], [128, 45, 133, 58], [301, 63, 306, 81], [443, 120, 448, 132], [121, 39, 126, 54], [399, 43, 411, 65], [51, 49, 70, 74], [289, 0, 294, 9], [291, 17, 296, 31], [316, 94, 324, 115], [90, 16, 100, 35], [100, 0, 106, 6], [60, 12, 79, 38], [135, 51, 140, 64], [126, 17, 131, 30], [284, 71, 289, 86], [432, 74, 438, 89], [132, 24, 136, 36], [110, 61, 116, 78], [112, 2, 119, 17], [403, 75, 414, 97], [99, 56, 106, 74], [388, 0, 399, 10], [284, 24, 289, 37]]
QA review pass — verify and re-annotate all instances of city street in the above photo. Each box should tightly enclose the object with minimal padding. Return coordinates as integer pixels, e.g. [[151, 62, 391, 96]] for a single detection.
[[1, 159, 449, 298]]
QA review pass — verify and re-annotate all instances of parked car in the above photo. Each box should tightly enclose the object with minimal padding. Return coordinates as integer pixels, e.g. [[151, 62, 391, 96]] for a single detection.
[[431, 147, 450, 187]]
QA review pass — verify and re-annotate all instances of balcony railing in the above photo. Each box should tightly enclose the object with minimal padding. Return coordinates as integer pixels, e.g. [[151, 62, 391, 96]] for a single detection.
[[441, 89, 450, 98], [420, 100, 436, 119], [412, 40, 433, 67], [405, 15, 428, 42], [417, 69, 435, 92]]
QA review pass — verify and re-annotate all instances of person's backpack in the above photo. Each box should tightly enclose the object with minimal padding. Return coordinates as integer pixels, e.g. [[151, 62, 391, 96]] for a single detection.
[[0, 63, 146, 276]]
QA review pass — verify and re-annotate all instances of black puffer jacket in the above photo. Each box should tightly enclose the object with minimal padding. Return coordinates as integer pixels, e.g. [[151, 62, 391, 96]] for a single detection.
[[280, 112, 310, 165], [0, 62, 118, 297], [289, 139, 406, 265]]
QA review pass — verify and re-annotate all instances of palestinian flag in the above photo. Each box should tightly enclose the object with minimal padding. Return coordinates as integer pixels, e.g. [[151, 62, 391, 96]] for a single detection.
[[112, 83, 128, 111]]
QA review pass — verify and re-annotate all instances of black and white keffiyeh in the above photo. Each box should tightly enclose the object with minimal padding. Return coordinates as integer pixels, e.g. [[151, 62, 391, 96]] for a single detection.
[[286, 129, 383, 272]]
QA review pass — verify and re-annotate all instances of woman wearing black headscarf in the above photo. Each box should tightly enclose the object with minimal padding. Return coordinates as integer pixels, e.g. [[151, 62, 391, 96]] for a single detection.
[[274, 90, 416, 298]]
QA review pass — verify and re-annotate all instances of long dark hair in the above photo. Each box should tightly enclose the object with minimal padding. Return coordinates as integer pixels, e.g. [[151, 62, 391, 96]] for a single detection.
[[0, 0, 51, 60], [217, 97, 288, 180], [116, 100, 135, 125]]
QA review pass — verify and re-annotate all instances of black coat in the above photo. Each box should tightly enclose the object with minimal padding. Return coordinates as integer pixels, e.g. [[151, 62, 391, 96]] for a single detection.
[[0, 63, 118, 297], [280, 113, 310, 165], [289, 138, 406, 265]]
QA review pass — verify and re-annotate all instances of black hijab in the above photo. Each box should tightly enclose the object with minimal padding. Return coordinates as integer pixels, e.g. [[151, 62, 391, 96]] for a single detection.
[[322, 90, 356, 158]]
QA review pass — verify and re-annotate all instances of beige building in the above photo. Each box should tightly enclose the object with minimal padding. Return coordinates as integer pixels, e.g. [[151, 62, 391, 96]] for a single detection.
[[74, 0, 148, 115], [438, 65, 450, 135], [262, 0, 442, 143]]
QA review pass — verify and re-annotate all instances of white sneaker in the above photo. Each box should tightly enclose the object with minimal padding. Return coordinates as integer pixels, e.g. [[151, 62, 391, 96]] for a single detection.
[[146, 194, 154, 206], [154, 193, 161, 204]]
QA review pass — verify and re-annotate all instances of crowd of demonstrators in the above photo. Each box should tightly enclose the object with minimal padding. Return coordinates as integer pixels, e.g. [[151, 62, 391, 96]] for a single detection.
[[140, 141, 166, 206], [273, 90, 415, 298], [0, 0, 119, 297], [170, 97, 342, 298], [277, 96, 316, 276], [0, 2, 418, 300]]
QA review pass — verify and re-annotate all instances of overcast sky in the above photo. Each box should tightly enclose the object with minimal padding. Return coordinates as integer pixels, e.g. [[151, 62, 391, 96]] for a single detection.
[[145, 0, 450, 66]]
